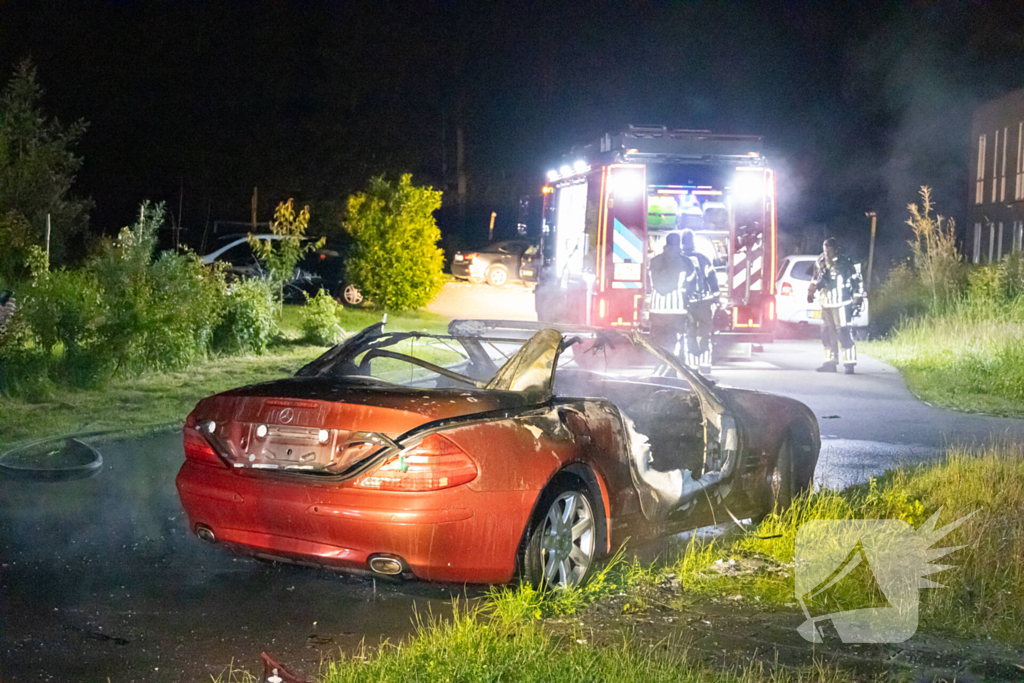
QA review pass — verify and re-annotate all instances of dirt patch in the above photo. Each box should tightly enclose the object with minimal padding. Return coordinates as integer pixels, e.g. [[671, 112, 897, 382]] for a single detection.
[[546, 577, 1024, 682]]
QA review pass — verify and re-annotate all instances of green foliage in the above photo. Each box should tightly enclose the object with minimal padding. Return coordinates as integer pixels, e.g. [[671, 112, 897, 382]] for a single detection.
[[344, 174, 445, 311], [249, 199, 323, 304], [299, 289, 345, 345], [868, 261, 929, 337], [87, 201, 217, 372], [20, 265, 102, 358], [214, 278, 277, 354], [906, 186, 965, 311], [967, 262, 1001, 305], [0, 59, 90, 279]]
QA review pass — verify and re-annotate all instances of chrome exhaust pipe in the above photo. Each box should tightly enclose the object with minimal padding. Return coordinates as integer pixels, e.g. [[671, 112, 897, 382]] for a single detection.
[[368, 554, 404, 576], [195, 524, 216, 543]]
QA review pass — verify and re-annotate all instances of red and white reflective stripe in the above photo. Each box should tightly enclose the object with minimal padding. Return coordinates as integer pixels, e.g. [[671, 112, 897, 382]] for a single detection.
[[731, 252, 763, 292]]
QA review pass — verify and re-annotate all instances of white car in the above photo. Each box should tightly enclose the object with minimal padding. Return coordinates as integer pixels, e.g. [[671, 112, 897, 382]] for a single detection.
[[775, 255, 868, 335]]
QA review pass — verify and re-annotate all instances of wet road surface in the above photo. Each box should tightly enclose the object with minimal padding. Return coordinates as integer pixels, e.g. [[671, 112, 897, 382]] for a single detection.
[[0, 431, 474, 682], [3, 339, 1022, 681], [714, 340, 1024, 487]]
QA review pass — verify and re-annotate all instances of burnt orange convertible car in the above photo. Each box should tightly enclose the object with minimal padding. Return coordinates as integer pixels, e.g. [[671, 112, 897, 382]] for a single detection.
[[176, 320, 819, 588]]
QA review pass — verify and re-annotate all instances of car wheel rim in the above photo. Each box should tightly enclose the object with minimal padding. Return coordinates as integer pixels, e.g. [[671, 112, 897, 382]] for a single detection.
[[491, 269, 507, 285], [344, 285, 363, 305], [539, 491, 595, 588]]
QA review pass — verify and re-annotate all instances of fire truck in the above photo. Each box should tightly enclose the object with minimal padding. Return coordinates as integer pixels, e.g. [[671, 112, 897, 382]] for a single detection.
[[534, 125, 778, 351]]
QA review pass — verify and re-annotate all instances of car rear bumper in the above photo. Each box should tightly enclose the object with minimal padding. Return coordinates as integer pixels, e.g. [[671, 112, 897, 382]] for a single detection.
[[451, 261, 486, 281], [176, 461, 536, 584]]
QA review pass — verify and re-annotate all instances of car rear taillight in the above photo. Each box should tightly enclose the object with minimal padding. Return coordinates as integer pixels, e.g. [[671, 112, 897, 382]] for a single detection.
[[780, 282, 793, 296], [454, 253, 463, 262], [183, 413, 226, 467], [463, 253, 478, 262], [352, 434, 477, 491]]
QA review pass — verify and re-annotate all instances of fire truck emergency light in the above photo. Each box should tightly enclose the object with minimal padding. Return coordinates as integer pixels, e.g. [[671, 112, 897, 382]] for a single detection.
[[732, 171, 765, 202], [546, 170, 560, 182], [609, 169, 645, 201], [573, 160, 588, 173], [559, 164, 572, 177]]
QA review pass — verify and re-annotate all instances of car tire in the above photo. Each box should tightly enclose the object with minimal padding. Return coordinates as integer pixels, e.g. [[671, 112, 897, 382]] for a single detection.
[[756, 425, 815, 521], [486, 265, 508, 287], [520, 477, 598, 589], [342, 284, 364, 306]]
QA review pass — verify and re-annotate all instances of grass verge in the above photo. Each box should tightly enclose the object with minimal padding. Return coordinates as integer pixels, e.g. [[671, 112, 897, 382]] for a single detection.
[[214, 444, 1023, 683], [865, 301, 1024, 416], [0, 306, 450, 446]]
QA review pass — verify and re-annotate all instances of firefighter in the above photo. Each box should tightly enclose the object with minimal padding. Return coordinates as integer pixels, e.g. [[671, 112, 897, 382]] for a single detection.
[[807, 237, 864, 374], [647, 232, 692, 354], [680, 229, 719, 373]]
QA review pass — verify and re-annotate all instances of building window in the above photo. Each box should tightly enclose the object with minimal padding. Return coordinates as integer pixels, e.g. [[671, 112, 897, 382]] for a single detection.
[[989, 223, 997, 263], [1017, 123, 1023, 200], [992, 129, 1000, 203], [1016, 221, 1024, 253], [1001, 127, 1008, 202], [976, 134, 987, 204], [974, 223, 982, 263], [998, 222, 1005, 261]]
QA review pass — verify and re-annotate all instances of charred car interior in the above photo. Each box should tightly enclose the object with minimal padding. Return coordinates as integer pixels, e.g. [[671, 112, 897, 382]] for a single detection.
[[177, 320, 820, 588]]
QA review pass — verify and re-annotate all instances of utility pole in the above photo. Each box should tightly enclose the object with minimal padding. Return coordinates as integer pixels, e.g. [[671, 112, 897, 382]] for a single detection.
[[45, 214, 51, 269], [251, 186, 258, 232], [865, 211, 877, 292], [488, 212, 496, 242]]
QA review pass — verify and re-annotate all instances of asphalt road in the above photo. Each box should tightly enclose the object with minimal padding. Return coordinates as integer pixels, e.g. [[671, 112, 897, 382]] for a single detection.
[[714, 340, 1024, 488], [3, 330, 1022, 681]]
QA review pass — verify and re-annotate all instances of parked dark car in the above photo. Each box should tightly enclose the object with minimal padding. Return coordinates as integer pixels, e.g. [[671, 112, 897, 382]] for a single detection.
[[202, 235, 364, 305], [452, 240, 541, 286]]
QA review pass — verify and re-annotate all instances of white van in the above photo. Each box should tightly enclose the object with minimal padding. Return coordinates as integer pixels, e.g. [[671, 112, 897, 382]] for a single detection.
[[775, 255, 868, 335]]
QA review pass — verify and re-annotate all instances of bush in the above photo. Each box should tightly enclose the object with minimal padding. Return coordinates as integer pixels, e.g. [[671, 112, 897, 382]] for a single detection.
[[299, 289, 345, 345], [213, 278, 276, 354], [344, 174, 445, 311], [967, 263, 1002, 306], [868, 262, 929, 337], [19, 266, 102, 359]]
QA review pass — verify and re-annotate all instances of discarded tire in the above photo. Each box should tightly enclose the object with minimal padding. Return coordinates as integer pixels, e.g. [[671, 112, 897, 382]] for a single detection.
[[0, 437, 103, 482]]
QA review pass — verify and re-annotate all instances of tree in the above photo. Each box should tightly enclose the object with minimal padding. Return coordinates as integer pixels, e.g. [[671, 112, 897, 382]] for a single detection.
[[344, 174, 445, 312], [249, 199, 323, 307], [0, 59, 90, 280]]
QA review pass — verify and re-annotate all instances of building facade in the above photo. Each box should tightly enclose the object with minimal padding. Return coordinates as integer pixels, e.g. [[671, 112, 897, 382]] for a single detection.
[[969, 89, 1024, 264]]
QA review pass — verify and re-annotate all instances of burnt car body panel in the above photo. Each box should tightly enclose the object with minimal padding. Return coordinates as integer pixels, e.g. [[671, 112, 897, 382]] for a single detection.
[[176, 321, 819, 584]]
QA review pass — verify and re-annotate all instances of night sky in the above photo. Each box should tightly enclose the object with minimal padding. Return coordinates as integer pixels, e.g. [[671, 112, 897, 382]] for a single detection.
[[2, 1, 1024, 262]]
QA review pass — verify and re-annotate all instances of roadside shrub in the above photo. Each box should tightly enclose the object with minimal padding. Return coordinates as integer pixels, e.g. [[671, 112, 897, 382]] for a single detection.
[[999, 249, 1024, 300], [868, 262, 929, 337], [344, 174, 445, 312], [214, 278, 276, 354], [299, 289, 345, 346], [141, 251, 226, 370], [249, 199, 323, 307], [967, 263, 1001, 306], [19, 266, 102, 359]]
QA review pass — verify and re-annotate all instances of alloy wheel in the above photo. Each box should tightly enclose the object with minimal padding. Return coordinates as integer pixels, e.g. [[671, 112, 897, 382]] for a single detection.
[[343, 284, 364, 305], [539, 490, 595, 588]]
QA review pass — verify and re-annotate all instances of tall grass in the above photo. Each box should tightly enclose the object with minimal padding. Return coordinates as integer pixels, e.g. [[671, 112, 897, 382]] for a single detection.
[[867, 297, 1024, 415], [662, 444, 1024, 644]]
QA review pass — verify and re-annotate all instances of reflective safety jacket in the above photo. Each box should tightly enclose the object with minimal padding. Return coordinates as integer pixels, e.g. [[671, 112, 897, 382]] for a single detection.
[[810, 252, 864, 309], [682, 248, 720, 305], [648, 250, 692, 314]]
